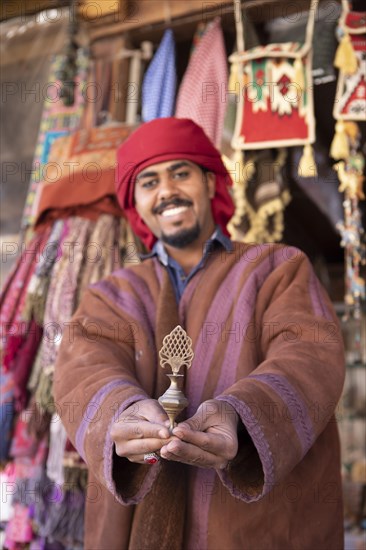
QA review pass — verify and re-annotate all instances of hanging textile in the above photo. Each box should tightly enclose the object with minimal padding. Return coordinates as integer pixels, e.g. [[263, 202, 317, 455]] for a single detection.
[[229, 0, 318, 177], [21, 49, 89, 229], [175, 18, 228, 148], [142, 29, 177, 122]]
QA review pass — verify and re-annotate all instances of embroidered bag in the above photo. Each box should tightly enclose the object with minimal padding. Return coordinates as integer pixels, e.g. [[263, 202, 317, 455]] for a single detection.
[[230, 0, 318, 175]]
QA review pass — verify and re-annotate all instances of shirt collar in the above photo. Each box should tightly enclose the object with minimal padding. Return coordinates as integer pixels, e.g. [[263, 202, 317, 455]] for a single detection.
[[141, 226, 233, 266]]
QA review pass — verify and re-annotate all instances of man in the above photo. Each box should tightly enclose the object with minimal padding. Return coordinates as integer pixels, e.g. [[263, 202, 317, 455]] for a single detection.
[[54, 118, 345, 550]]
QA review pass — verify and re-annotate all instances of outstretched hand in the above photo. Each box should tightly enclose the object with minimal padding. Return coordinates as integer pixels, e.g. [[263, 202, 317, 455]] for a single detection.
[[160, 399, 239, 470], [111, 398, 172, 463]]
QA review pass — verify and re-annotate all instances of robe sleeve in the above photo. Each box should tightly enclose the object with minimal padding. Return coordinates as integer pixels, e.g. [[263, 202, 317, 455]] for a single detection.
[[215, 250, 345, 502], [53, 278, 162, 505]]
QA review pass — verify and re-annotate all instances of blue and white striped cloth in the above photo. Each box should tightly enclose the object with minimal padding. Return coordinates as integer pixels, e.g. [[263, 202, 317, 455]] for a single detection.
[[141, 29, 177, 122]]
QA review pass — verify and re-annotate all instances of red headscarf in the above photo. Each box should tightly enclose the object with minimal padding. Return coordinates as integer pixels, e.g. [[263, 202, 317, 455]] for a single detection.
[[116, 117, 234, 250]]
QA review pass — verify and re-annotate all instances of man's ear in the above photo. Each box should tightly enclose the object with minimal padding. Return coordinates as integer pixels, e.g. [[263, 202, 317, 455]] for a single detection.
[[207, 172, 216, 199]]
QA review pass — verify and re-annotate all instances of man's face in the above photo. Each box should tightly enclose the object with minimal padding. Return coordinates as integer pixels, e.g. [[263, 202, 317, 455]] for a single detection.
[[134, 160, 216, 248]]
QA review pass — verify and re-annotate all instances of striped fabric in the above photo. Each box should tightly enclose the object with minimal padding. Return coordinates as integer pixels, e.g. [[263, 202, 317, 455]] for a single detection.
[[141, 29, 177, 122], [175, 18, 228, 148]]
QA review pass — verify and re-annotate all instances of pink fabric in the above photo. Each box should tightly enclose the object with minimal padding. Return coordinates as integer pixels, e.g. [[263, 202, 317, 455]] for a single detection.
[[175, 18, 228, 148], [1, 230, 50, 341]]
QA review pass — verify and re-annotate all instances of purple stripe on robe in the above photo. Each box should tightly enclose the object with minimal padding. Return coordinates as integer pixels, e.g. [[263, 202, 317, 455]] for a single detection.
[[187, 247, 298, 546], [248, 373, 314, 455], [103, 394, 160, 505], [75, 379, 137, 461], [309, 267, 333, 321], [93, 279, 155, 351], [113, 269, 156, 331], [214, 247, 299, 396], [186, 254, 249, 414]]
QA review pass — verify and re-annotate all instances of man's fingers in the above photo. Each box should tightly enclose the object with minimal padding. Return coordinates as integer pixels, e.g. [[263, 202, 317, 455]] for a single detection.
[[172, 427, 235, 459], [160, 439, 228, 469], [115, 436, 170, 457], [111, 420, 170, 441]]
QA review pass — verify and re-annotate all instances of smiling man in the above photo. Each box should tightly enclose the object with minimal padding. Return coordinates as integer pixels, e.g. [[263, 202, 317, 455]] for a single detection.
[[54, 118, 345, 550]]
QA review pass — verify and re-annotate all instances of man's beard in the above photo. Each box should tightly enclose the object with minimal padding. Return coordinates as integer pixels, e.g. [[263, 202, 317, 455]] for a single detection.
[[161, 222, 200, 249]]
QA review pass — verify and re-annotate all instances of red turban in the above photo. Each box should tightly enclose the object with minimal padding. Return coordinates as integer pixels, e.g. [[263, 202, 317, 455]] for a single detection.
[[116, 117, 234, 250]]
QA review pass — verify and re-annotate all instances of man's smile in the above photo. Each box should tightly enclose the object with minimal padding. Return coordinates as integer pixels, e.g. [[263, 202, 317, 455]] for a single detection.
[[153, 198, 193, 216], [160, 205, 190, 218]]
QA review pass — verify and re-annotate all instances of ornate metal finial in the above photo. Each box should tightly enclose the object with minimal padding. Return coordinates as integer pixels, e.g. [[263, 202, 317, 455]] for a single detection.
[[158, 326, 194, 432], [159, 325, 194, 374]]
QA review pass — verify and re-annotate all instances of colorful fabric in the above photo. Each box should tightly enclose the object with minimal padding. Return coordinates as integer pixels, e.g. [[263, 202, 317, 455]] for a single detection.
[[175, 18, 228, 148], [76, 214, 121, 306], [116, 117, 235, 249], [230, 0, 318, 151], [21, 49, 89, 228], [34, 168, 123, 230], [54, 242, 345, 549], [44, 124, 136, 181], [142, 29, 176, 122], [0, 366, 15, 461], [1, 231, 47, 339], [24, 221, 65, 325], [40, 217, 93, 383], [231, 45, 315, 148], [11, 320, 43, 412]]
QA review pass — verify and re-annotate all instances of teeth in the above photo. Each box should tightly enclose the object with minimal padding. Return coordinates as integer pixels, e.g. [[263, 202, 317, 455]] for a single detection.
[[160, 206, 188, 218]]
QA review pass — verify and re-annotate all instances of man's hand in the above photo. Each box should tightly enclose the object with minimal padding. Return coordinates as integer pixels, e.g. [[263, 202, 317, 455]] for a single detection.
[[160, 399, 239, 470], [110, 398, 172, 463]]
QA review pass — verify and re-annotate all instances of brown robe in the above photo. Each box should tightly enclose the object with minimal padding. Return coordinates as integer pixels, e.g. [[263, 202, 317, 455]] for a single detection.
[[54, 243, 345, 550]]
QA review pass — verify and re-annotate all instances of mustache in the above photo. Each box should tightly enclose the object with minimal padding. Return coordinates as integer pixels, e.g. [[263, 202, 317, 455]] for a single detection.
[[153, 198, 193, 215]]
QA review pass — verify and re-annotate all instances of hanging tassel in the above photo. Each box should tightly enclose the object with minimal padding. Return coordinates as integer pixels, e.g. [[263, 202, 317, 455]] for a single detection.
[[298, 144, 317, 177], [344, 122, 360, 148], [293, 58, 305, 91], [228, 62, 240, 94], [330, 121, 350, 160], [334, 33, 358, 75]]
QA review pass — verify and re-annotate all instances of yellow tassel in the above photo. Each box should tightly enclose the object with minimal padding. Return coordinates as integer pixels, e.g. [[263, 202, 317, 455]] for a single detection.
[[334, 34, 358, 75], [293, 58, 305, 91], [228, 62, 240, 94], [298, 144, 317, 177], [330, 121, 349, 160], [344, 122, 360, 147]]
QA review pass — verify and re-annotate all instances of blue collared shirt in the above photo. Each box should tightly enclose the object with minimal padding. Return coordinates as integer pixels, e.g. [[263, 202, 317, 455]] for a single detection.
[[142, 227, 233, 302]]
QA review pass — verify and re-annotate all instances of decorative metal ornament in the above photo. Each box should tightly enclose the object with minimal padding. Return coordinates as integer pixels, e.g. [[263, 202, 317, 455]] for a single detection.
[[158, 325, 194, 432]]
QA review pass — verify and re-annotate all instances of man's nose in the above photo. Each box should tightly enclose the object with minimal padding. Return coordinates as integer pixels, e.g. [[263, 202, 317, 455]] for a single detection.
[[157, 174, 177, 201]]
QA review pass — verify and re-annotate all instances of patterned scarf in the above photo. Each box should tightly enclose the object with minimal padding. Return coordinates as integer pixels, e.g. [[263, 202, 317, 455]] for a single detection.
[[23, 220, 65, 325]]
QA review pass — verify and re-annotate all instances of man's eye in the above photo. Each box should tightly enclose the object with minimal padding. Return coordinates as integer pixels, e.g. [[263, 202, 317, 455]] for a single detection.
[[141, 179, 157, 189], [173, 171, 189, 179]]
